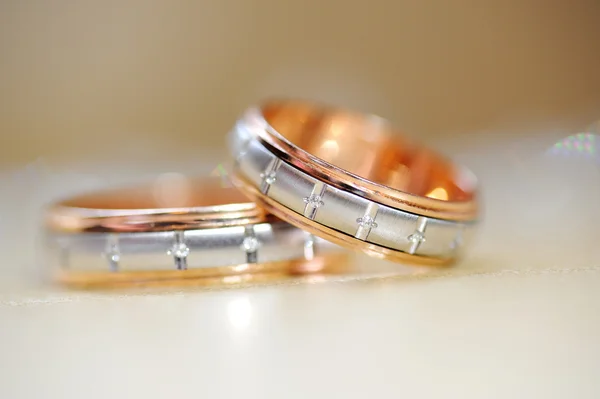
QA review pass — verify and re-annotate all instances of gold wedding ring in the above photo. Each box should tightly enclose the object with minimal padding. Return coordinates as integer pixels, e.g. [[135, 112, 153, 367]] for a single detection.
[[45, 176, 346, 288], [228, 99, 479, 266]]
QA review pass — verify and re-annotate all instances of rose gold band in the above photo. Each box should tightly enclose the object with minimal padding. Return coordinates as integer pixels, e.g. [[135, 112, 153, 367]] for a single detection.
[[56, 254, 348, 289], [46, 177, 267, 233]]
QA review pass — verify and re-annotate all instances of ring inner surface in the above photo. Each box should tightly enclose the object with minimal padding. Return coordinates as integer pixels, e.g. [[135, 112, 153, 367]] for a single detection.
[[263, 102, 476, 202], [60, 178, 249, 210]]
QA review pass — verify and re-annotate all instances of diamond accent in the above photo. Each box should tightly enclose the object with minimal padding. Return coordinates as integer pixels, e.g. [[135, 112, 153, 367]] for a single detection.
[[168, 242, 190, 258], [241, 236, 260, 252], [356, 215, 378, 229], [407, 232, 426, 244], [104, 236, 120, 271], [109, 252, 120, 263], [303, 194, 324, 208], [260, 171, 277, 185]]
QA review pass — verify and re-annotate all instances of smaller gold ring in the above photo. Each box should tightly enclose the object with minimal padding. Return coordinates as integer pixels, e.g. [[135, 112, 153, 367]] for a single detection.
[[45, 176, 347, 288]]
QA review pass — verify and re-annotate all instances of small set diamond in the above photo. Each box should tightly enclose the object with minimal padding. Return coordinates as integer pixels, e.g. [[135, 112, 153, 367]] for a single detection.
[[108, 252, 120, 264], [407, 232, 426, 244], [259, 159, 282, 194], [241, 236, 260, 253], [260, 171, 277, 185], [168, 242, 190, 259], [356, 215, 378, 229], [168, 231, 190, 270], [240, 226, 261, 263], [406, 217, 429, 254], [104, 235, 120, 271], [303, 194, 324, 208]]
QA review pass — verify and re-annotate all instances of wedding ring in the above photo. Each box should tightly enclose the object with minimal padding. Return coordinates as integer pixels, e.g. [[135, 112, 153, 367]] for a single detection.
[[228, 99, 479, 265], [45, 176, 345, 288]]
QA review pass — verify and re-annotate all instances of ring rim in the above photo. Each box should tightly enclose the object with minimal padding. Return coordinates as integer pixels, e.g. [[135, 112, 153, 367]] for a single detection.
[[45, 177, 269, 233], [56, 253, 349, 289], [241, 99, 479, 222]]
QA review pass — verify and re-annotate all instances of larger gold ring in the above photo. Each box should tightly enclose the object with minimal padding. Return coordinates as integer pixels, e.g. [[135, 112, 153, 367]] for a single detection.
[[228, 99, 479, 266]]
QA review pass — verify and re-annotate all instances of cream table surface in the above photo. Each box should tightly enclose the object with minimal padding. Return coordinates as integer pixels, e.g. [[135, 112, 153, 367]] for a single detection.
[[0, 132, 598, 399]]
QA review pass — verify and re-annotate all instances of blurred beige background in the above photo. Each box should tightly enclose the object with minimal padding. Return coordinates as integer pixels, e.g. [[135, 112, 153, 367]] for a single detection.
[[1, 0, 600, 168]]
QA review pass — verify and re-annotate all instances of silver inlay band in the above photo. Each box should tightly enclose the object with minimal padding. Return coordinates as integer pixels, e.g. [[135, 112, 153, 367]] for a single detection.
[[46, 221, 337, 274]]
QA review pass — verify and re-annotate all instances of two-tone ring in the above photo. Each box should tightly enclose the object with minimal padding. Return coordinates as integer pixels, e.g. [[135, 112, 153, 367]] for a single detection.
[[228, 99, 479, 266], [45, 98, 480, 288], [44, 176, 346, 288]]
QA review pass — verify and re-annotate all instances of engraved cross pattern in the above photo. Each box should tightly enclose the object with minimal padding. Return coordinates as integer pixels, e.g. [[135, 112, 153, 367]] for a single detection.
[[407, 217, 428, 254]]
